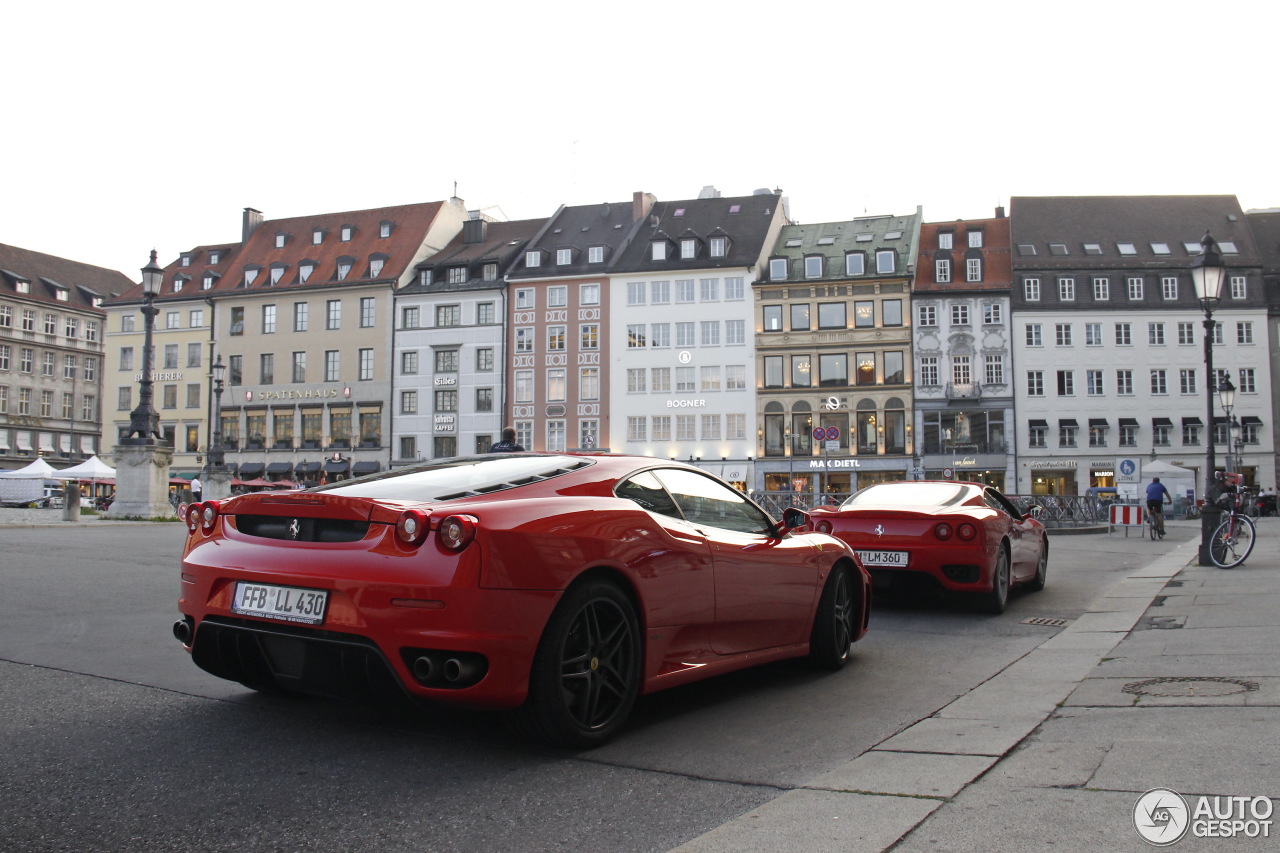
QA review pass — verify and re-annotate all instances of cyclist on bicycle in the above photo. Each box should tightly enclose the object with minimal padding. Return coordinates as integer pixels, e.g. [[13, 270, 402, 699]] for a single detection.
[[1146, 477, 1173, 537]]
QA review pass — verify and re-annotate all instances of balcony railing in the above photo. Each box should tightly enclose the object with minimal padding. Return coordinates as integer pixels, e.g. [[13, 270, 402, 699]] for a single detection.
[[920, 440, 1009, 455], [945, 382, 982, 399]]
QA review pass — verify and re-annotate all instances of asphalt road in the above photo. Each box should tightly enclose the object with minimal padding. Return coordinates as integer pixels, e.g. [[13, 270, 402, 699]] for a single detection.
[[0, 522, 1190, 852]]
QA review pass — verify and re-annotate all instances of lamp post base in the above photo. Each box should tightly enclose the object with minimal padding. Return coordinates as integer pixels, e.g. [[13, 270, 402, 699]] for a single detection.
[[106, 443, 176, 519], [1198, 504, 1223, 566]]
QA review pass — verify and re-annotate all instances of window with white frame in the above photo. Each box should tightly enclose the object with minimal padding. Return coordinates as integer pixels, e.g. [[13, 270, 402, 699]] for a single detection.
[[935, 259, 951, 282], [1057, 370, 1074, 396], [710, 237, 727, 257], [725, 319, 745, 345], [968, 230, 983, 248], [701, 414, 721, 440], [1120, 424, 1137, 446], [1055, 323, 1072, 346], [1059, 423, 1078, 447], [515, 289, 534, 309], [951, 304, 969, 326], [1093, 277, 1110, 300], [651, 241, 668, 261], [580, 368, 599, 401], [556, 249, 572, 265], [359, 348, 374, 381], [652, 416, 671, 441], [876, 250, 895, 273], [700, 278, 718, 301], [546, 369, 566, 402], [938, 232, 953, 249], [918, 304, 937, 326], [700, 366, 721, 391], [515, 370, 534, 403], [1180, 369, 1197, 394], [1148, 322, 1165, 345], [1085, 323, 1103, 346], [627, 282, 646, 305], [1237, 322, 1254, 344], [650, 323, 670, 348], [547, 325, 566, 352], [627, 416, 647, 441], [726, 365, 746, 391], [676, 414, 696, 441], [1239, 367, 1256, 393], [652, 367, 671, 393], [676, 367, 695, 392], [1119, 370, 1136, 395], [1150, 369, 1167, 394], [1027, 370, 1044, 396], [580, 283, 600, 305], [1024, 277, 1040, 301], [770, 258, 788, 280], [515, 327, 534, 353], [676, 280, 695, 303], [547, 421, 566, 452], [845, 253, 865, 275], [724, 276, 745, 300], [984, 354, 1004, 385], [1029, 424, 1047, 448], [681, 239, 697, 259], [1161, 276, 1179, 300], [1115, 322, 1132, 345], [1127, 276, 1144, 300], [805, 256, 823, 278], [1182, 422, 1201, 446], [1089, 424, 1107, 447], [966, 258, 982, 282], [627, 324, 647, 348], [1230, 275, 1247, 299], [580, 323, 599, 350], [1087, 370, 1104, 396], [676, 322, 695, 347], [700, 321, 720, 346], [524, 251, 541, 268], [588, 246, 605, 264], [919, 356, 939, 386], [1058, 278, 1075, 301]]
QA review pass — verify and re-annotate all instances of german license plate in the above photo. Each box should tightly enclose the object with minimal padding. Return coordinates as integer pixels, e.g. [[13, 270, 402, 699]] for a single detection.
[[856, 550, 909, 567], [232, 582, 328, 625]]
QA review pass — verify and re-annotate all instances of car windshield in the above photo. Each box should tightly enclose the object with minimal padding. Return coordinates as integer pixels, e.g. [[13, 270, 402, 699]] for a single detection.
[[842, 482, 975, 508], [313, 455, 591, 502]]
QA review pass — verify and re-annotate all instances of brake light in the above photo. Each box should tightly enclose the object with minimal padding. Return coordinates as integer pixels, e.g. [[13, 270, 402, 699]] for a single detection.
[[816, 520, 833, 534], [934, 523, 953, 540], [436, 514, 478, 551], [199, 501, 219, 532], [396, 509, 430, 546], [957, 523, 977, 541]]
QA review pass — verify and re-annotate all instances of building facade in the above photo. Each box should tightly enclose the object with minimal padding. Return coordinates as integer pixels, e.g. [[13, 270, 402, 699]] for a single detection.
[[609, 189, 789, 488], [393, 216, 544, 463], [755, 208, 922, 497], [1010, 195, 1273, 497], [504, 193, 656, 453], [0, 244, 125, 470], [912, 213, 1015, 489]]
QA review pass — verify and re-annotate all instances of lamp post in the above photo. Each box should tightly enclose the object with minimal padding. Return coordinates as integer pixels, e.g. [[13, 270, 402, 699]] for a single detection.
[[1190, 232, 1227, 565], [209, 356, 226, 468], [1218, 375, 1235, 472], [122, 250, 166, 445]]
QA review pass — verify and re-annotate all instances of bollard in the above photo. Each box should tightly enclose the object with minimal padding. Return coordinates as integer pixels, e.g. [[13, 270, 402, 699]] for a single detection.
[[61, 484, 81, 523]]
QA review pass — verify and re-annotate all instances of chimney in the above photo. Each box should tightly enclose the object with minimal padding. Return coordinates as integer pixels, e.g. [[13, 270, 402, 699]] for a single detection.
[[462, 218, 488, 244], [995, 205, 1006, 219], [633, 191, 656, 222], [243, 207, 264, 241]]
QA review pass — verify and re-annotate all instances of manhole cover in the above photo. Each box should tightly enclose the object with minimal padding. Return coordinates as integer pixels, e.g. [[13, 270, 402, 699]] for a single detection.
[[1123, 677, 1259, 697], [1022, 617, 1070, 628]]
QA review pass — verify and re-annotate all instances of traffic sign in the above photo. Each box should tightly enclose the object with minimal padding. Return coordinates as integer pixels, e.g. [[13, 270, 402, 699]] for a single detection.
[[812, 427, 828, 441]]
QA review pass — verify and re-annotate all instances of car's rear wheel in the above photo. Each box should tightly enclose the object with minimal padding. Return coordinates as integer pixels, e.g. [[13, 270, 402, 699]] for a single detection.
[[978, 545, 1010, 614], [517, 579, 641, 749], [1027, 542, 1048, 592], [808, 564, 857, 670]]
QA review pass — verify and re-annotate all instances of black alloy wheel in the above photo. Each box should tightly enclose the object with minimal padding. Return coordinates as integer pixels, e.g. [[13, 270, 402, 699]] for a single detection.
[[1027, 542, 1048, 592], [809, 565, 857, 670], [979, 545, 1011, 614], [519, 580, 641, 749]]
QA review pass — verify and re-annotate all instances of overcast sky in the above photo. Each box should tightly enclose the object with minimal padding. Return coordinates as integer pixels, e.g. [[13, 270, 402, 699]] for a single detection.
[[6, 0, 1277, 281]]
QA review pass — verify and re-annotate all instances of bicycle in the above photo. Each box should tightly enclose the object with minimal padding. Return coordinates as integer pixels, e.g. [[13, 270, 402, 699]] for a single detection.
[[1209, 473, 1256, 569], [1146, 501, 1169, 540]]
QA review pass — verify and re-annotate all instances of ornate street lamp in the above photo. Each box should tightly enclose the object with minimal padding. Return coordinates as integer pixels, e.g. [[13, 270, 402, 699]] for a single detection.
[[122, 250, 166, 445], [1190, 232, 1227, 565], [209, 355, 226, 468]]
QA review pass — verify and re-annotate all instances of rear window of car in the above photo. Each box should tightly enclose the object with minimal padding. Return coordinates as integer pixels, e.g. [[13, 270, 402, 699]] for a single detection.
[[843, 483, 975, 508], [314, 455, 591, 502]]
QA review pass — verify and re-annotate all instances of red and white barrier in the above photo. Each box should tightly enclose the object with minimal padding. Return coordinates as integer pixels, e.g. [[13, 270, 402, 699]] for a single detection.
[[1109, 503, 1144, 537]]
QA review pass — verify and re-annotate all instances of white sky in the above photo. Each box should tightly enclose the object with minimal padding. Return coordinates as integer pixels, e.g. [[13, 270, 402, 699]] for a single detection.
[[6, 0, 1278, 281]]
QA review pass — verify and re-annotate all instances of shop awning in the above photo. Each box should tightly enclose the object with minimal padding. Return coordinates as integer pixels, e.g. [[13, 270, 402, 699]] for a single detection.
[[1182, 417, 1203, 426], [1058, 418, 1078, 427], [266, 462, 294, 475], [1152, 417, 1173, 426], [80, 435, 95, 454], [1211, 416, 1229, 426], [237, 462, 265, 478], [352, 461, 381, 476], [1241, 416, 1263, 425], [1088, 418, 1108, 427], [1028, 419, 1048, 428], [1119, 418, 1139, 426], [324, 459, 350, 475], [294, 461, 321, 476]]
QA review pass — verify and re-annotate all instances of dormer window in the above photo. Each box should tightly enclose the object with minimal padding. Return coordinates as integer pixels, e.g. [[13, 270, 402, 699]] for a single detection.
[[299, 262, 314, 283], [967, 230, 984, 248], [681, 239, 699, 259], [938, 232, 954, 250], [418, 269, 433, 286], [380, 221, 393, 238], [447, 267, 467, 284], [370, 256, 386, 278], [270, 264, 287, 285], [275, 232, 288, 249], [173, 275, 188, 293], [709, 236, 728, 258], [769, 258, 788, 281], [556, 248, 572, 265], [181, 254, 192, 267], [588, 246, 605, 263], [54, 287, 68, 301], [525, 250, 542, 268], [15, 280, 29, 294], [336, 257, 354, 281], [846, 252, 866, 276], [804, 255, 824, 279], [483, 263, 498, 281], [209, 250, 221, 264], [341, 225, 353, 242], [651, 241, 668, 261], [202, 273, 216, 289], [243, 266, 261, 287], [312, 228, 325, 245], [876, 250, 896, 274]]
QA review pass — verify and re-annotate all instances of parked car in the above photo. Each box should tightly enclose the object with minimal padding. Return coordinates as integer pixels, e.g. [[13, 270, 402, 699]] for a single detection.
[[808, 480, 1047, 614], [175, 453, 872, 747]]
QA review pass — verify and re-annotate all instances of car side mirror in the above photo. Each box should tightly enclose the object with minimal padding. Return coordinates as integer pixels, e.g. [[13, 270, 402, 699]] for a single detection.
[[780, 507, 811, 535]]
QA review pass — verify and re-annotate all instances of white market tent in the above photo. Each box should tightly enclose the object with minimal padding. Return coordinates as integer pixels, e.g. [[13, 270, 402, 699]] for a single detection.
[[1144, 460, 1198, 502], [0, 457, 58, 479], [51, 455, 116, 481]]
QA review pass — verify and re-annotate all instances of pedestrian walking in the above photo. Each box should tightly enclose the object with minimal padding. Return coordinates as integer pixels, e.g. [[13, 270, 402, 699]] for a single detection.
[[489, 427, 525, 453], [190, 476, 203, 502]]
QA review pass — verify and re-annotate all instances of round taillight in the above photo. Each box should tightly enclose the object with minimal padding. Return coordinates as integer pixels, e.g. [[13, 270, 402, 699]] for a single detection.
[[816, 520, 833, 534], [185, 501, 201, 532], [396, 509, 430, 546], [957, 523, 977, 541], [934, 523, 954, 540], [199, 501, 219, 532], [436, 515, 478, 551]]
